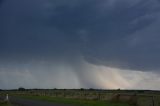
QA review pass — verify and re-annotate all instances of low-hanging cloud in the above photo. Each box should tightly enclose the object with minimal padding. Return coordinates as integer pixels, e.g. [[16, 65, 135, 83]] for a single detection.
[[0, 0, 160, 89], [0, 58, 160, 90]]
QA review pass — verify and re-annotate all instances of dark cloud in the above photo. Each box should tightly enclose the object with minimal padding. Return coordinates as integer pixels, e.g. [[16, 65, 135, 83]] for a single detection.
[[0, 0, 160, 71], [0, 0, 3, 5], [1, 0, 160, 89]]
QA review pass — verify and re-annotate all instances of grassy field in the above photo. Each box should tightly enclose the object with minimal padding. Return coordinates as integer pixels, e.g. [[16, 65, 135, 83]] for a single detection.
[[18, 95, 129, 106], [0, 102, 11, 106], [2, 89, 160, 106]]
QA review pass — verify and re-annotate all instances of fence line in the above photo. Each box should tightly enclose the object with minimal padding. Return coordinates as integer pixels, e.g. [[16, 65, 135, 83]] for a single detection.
[[1, 90, 160, 106]]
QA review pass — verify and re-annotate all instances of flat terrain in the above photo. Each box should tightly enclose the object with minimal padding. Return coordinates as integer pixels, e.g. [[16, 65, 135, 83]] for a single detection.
[[9, 96, 129, 106], [3, 89, 159, 106], [0, 95, 129, 106], [10, 96, 75, 106], [1, 96, 74, 106]]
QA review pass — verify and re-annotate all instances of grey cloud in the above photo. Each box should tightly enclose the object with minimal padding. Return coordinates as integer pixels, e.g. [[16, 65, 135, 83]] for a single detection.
[[1, 0, 160, 71], [0, 0, 160, 89]]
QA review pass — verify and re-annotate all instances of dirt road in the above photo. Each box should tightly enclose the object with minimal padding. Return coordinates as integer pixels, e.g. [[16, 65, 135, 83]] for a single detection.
[[9, 97, 75, 106]]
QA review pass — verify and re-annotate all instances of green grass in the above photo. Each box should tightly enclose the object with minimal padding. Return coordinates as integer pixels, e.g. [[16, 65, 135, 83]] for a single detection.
[[17, 95, 129, 106], [0, 101, 11, 106]]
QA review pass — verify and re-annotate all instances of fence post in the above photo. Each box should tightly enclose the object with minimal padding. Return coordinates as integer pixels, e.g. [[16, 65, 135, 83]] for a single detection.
[[152, 96, 155, 106], [5, 94, 9, 102], [98, 92, 101, 100]]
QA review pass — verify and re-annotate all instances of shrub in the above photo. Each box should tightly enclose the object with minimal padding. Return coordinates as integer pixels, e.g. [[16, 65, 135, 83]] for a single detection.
[[128, 94, 138, 106], [18, 87, 26, 91]]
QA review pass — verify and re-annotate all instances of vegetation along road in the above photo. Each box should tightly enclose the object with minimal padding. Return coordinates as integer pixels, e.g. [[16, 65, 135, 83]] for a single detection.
[[7, 96, 129, 106]]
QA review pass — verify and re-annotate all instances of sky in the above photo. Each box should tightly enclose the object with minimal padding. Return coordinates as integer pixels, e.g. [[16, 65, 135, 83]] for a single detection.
[[0, 0, 160, 90]]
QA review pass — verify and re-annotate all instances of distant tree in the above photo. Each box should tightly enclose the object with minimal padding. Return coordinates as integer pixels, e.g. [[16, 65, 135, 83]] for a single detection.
[[80, 88, 84, 91], [89, 88, 94, 91], [137, 90, 144, 93], [53, 88, 57, 90], [18, 87, 26, 91], [117, 88, 121, 91]]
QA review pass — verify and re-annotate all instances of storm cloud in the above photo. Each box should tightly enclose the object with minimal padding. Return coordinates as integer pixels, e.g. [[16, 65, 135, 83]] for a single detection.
[[0, 0, 160, 89]]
